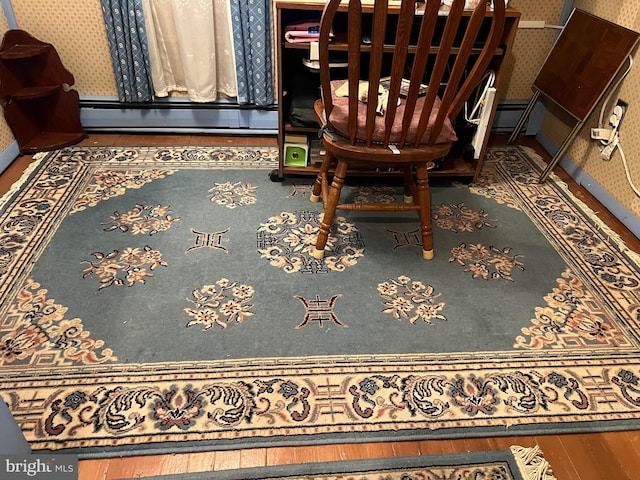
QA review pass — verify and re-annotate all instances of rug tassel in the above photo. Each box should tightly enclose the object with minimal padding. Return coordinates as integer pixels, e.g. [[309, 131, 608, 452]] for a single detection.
[[510, 445, 557, 480], [0, 152, 46, 210]]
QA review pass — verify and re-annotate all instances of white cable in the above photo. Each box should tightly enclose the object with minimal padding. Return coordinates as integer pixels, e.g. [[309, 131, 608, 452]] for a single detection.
[[464, 70, 495, 125], [598, 56, 633, 131], [604, 133, 640, 197], [618, 142, 640, 197], [593, 54, 639, 196], [600, 134, 619, 161]]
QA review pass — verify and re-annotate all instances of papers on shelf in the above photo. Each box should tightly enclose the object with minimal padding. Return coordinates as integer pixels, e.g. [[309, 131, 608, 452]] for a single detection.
[[284, 21, 334, 44]]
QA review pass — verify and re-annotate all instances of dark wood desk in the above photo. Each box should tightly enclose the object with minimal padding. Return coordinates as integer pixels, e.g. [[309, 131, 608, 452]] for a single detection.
[[273, 0, 521, 182]]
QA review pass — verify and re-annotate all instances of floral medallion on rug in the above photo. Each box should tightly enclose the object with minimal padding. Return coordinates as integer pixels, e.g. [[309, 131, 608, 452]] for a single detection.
[[0, 145, 639, 456]]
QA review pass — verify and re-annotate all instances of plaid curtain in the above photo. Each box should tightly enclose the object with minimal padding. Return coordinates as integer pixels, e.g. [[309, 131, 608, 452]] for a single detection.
[[101, 0, 154, 102], [230, 0, 274, 106]]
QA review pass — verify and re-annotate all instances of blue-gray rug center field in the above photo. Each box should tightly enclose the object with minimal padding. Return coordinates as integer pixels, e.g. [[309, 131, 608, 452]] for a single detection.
[[1, 145, 639, 456]]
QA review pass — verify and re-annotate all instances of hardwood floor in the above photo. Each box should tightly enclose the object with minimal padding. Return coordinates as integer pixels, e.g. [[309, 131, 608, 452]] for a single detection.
[[2, 133, 639, 479]]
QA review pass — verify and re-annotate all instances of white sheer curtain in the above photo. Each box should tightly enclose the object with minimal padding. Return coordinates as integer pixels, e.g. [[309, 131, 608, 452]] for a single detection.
[[141, 0, 237, 102]]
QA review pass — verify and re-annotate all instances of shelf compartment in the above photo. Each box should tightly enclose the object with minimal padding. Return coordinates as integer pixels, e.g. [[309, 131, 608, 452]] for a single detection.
[[9, 85, 61, 101], [17, 132, 87, 153], [283, 152, 476, 179], [0, 30, 76, 100], [284, 39, 505, 56], [0, 43, 49, 60]]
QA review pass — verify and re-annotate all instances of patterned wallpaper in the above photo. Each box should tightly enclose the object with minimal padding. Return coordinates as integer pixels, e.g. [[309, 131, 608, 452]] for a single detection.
[[501, 0, 564, 99], [541, 1, 640, 222], [10, 0, 117, 96]]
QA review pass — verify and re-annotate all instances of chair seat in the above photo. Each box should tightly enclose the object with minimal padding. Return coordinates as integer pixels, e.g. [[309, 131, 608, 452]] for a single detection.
[[314, 98, 453, 164], [327, 80, 458, 146]]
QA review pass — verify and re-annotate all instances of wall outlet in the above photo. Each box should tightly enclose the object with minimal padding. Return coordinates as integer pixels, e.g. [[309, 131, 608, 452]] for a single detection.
[[610, 99, 628, 128]]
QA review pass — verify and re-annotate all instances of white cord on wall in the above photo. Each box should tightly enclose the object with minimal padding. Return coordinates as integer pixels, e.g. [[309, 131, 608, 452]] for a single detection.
[[617, 141, 640, 197], [597, 56, 633, 131], [592, 55, 640, 198]]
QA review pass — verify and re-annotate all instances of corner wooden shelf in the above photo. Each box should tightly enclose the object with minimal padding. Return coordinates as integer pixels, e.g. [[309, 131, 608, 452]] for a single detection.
[[9, 85, 60, 100], [0, 44, 49, 60], [0, 30, 86, 155]]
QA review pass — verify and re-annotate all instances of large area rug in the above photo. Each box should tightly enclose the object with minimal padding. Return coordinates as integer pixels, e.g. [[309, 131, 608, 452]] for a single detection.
[[1, 145, 639, 457], [131, 446, 555, 480]]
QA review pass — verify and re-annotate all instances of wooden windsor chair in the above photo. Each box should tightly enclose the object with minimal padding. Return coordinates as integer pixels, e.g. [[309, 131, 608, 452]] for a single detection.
[[310, 0, 506, 260]]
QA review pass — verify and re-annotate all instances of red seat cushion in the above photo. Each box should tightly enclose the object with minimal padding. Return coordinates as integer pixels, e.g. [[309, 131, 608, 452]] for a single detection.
[[327, 80, 458, 145]]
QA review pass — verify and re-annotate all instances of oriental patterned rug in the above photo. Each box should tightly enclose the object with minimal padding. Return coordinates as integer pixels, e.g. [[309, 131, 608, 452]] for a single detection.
[[130, 446, 556, 480], [1, 145, 639, 457]]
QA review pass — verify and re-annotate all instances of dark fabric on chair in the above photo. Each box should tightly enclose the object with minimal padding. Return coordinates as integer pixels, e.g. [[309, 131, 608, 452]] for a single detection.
[[328, 80, 458, 145]]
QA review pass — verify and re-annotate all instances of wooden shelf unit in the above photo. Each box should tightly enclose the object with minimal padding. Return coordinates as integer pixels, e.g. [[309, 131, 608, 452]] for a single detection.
[[0, 30, 86, 155], [273, 0, 520, 181]]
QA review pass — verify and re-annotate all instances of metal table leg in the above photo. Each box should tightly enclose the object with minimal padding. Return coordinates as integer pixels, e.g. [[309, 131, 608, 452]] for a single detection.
[[508, 90, 541, 144], [538, 121, 584, 183]]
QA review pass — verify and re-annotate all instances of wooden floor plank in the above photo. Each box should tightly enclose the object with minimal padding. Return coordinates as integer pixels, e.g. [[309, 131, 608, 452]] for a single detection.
[[388, 440, 421, 458], [76, 459, 108, 480], [525, 435, 577, 480], [103, 455, 173, 480], [213, 448, 242, 472], [616, 431, 640, 477], [557, 434, 620, 480], [183, 452, 216, 475], [265, 444, 293, 467], [239, 447, 268, 469], [356, 441, 397, 459]]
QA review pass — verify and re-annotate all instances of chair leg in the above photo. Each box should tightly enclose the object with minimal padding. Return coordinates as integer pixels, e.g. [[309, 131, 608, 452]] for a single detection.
[[415, 163, 434, 260], [310, 150, 333, 203], [312, 159, 348, 259], [402, 166, 414, 204]]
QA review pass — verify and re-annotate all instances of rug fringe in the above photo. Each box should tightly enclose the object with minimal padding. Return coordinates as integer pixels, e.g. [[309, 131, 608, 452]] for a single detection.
[[514, 145, 640, 265], [0, 152, 47, 210], [510, 445, 557, 480]]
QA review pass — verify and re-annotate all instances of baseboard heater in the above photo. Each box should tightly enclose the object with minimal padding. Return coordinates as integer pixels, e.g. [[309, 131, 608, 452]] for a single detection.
[[79, 97, 279, 134], [491, 99, 534, 133], [79, 97, 530, 136]]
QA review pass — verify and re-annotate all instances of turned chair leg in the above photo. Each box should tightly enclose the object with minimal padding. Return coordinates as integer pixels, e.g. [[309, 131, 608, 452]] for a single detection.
[[312, 159, 348, 259], [402, 166, 414, 204], [310, 150, 334, 203], [415, 163, 434, 260]]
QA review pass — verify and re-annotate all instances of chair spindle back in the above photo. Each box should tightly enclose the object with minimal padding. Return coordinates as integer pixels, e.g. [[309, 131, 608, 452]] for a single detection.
[[318, 0, 506, 149]]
